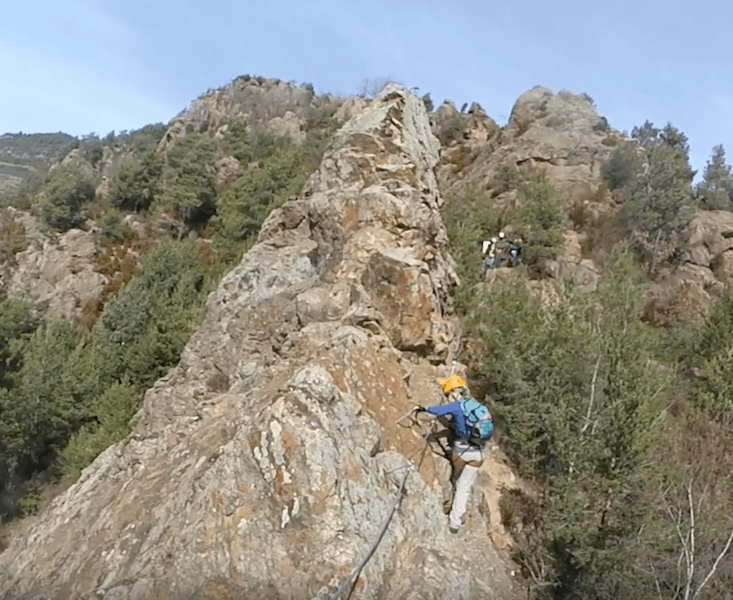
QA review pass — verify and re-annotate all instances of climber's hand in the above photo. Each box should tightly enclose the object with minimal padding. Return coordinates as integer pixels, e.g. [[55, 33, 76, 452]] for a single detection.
[[413, 405, 427, 415]]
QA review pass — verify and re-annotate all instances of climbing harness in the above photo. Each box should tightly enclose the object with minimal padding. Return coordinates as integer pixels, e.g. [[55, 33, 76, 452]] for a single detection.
[[329, 418, 436, 600]]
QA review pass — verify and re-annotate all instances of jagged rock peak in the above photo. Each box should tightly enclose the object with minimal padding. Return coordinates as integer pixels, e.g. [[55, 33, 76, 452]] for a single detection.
[[158, 76, 320, 153], [0, 85, 516, 600], [505, 86, 601, 139]]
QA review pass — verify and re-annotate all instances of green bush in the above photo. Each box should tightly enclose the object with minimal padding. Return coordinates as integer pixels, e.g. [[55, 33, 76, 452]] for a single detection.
[[437, 114, 466, 145], [442, 184, 499, 309], [515, 174, 565, 265], [0, 239, 212, 492], [621, 121, 695, 271], [39, 167, 96, 231], [602, 147, 637, 190], [212, 135, 320, 266], [421, 93, 434, 113], [98, 209, 134, 241], [18, 486, 43, 516], [221, 120, 286, 165], [159, 133, 217, 226], [60, 382, 142, 480], [676, 284, 733, 426], [0, 318, 86, 478], [457, 245, 667, 591], [92, 239, 209, 388], [592, 116, 609, 132], [696, 144, 733, 210], [109, 151, 164, 212], [0, 298, 40, 387]]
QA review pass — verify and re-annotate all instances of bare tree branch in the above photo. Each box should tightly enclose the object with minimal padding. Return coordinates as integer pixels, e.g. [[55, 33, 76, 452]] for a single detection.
[[692, 526, 733, 600], [684, 480, 695, 600], [581, 355, 601, 434]]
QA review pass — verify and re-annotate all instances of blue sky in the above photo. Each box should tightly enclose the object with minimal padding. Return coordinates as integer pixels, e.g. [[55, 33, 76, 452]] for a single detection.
[[2, 0, 731, 179]]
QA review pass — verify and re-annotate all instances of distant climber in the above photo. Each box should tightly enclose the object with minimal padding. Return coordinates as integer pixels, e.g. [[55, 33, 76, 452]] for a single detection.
[[507, 235, 523, 267], [481, 237, 498, 276], [487, 231, 522, 268], [414, 376, 493, 533], [494, 231, 511, 266]]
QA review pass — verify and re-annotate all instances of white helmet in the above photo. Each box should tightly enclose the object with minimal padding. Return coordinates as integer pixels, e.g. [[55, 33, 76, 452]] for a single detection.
[[498, 231, 506, 239]]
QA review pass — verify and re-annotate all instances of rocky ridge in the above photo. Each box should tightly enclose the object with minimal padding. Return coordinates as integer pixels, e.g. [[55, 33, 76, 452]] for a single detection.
[[435, 86, 733, 320], [0, 86, 518, 600], [5, 83, 733, 328], [158, 77, 323, 154]]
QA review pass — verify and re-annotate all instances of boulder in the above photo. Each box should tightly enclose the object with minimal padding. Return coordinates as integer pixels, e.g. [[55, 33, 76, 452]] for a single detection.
[[213, 155, 244, 195], [267, 110, 307, 144]]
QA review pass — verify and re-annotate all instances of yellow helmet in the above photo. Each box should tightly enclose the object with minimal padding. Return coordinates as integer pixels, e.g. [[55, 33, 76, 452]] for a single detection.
[[440, 375, 467, 394]]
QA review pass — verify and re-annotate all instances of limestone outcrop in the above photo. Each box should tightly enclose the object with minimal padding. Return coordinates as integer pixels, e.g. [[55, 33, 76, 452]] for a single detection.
[[434, 87, 733, 322], [1, 209, 108, 321], [158, 77, 318, 154], [644, 210, 733, 325], [0, 86, 517, 600], [439, 87, 623, 210]]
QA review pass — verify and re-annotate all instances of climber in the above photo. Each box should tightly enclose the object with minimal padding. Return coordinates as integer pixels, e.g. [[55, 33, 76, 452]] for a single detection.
[[481, 237, 498, 276], [507, 236, 522, 267], [494, 231, 510, 267], [414, 376, 493, 533]]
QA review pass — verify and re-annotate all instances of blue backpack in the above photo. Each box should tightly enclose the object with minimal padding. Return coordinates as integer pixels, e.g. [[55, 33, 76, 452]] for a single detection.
[[460, 398, 493, 443]]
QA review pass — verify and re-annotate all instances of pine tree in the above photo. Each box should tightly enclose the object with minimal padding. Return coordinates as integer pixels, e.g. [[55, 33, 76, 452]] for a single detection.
[[623, 121, 695, 272], [697, 144, 733, 210]]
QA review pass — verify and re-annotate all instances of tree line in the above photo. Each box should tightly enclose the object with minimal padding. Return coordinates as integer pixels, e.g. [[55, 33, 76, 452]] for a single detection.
[[443, 123, 733, 599]]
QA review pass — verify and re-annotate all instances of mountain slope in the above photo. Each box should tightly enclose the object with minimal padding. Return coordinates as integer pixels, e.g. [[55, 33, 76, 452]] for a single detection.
[[0, 86, 518, 600]]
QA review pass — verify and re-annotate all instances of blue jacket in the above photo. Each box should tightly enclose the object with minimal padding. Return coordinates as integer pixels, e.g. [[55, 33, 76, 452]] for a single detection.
[[425, 401, 472, 439]]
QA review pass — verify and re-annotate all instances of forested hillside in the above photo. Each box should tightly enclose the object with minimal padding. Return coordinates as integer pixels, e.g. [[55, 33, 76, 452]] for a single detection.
[[1, 78, 733, 600]]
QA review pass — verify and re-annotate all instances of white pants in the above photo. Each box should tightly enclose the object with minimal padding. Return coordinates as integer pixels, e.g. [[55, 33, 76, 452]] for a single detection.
[[449, 464, 478, 530], [449, 442, 484, 530]]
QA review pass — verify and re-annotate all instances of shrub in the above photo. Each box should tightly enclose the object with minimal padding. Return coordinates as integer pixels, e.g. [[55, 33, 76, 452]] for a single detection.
[[592, 116, 609, 132], [220, 120, 285, 165], [109, 151, 164, 212], [676, 284, 733, 427], [437, 114, 466, 145], [441, 184, 499, 309], [0, 216, 30, 260], [60, 382, 142, 480], [421, 93, 434, 113], [0, 318, 86, 479], [39, 167, 96, 231], [159, 133, 217, 226], [619, 121, 695, 272], [99, 210, 134, 241], [91, 238, 209, 389], [696, 144, 733, 210], [0, 298, 40, 387], [515, 175, 565, 265], [212, 120, 334, 266], [212, 142, 307, 265], [357, 77, 397, 99], [18, 486, 43, 516], [580, 92, 597, 111], [458, 244, 668, 592], [602, 147, 637, 190]]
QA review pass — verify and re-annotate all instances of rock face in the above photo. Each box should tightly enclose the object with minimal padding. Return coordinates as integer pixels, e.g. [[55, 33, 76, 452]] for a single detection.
[[0, 86, 517, 600], [644, 210, 733, 325], [2, 211, 108, 321], [439, 87, 622, 210], [158, 77, 317, 154]]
